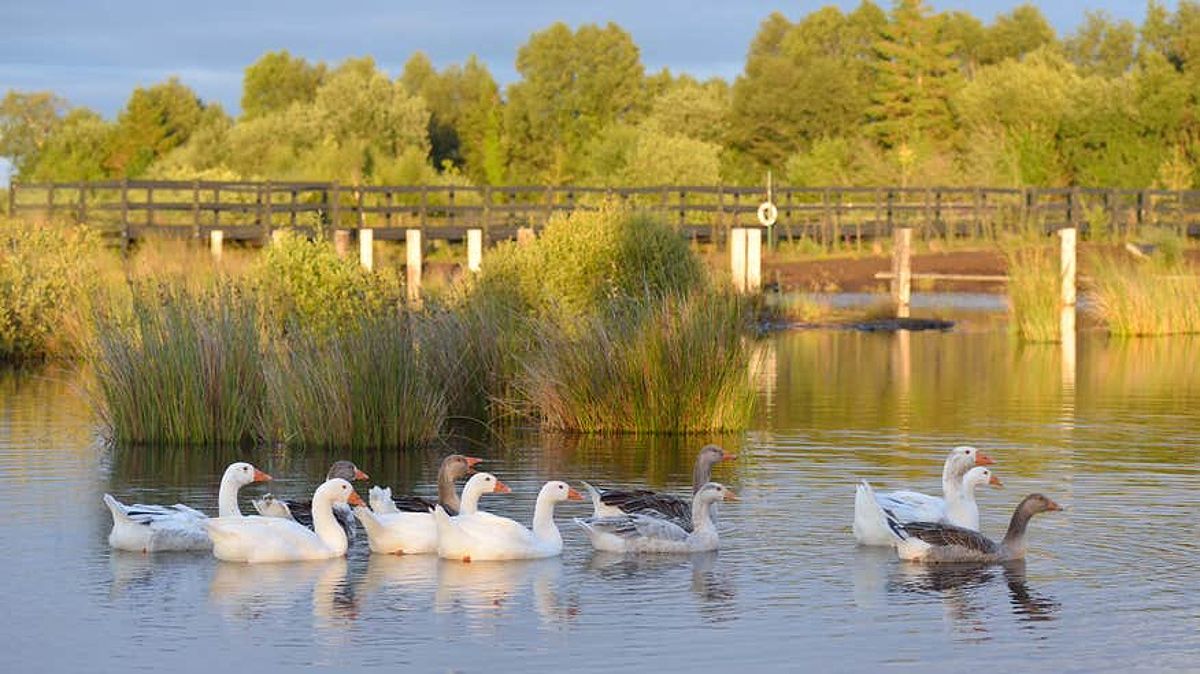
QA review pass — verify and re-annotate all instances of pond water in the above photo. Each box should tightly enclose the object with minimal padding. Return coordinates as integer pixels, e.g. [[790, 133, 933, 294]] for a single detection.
[[2, 321, 1198, 672]]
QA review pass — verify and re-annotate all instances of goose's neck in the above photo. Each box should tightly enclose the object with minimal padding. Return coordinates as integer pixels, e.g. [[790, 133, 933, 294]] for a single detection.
[[531, 492, 562, 543], [943, 482, 980, 529], [692, 458, 715, 495], [217, 475, 243, 518], [311, 492, 349, 555], [1001, 504, 1037, 552], [437, 467, 461, 512], [690, 497, 718, 533], [458, 481, 484, 515], [941, 461, 967, 500]]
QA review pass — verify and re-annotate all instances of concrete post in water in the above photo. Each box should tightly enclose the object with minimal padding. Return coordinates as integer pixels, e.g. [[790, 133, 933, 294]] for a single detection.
[[334, 229, 351, 258], [467, 228, 483, 272], [406, 229, 422, 303], [730, 227, 748, 292], [1058, 227, 1077, 307], [359, 228, 374, 271], [891, 227, 912, 318], [746, 227, 762, 291], [210, 230, 224, 262]]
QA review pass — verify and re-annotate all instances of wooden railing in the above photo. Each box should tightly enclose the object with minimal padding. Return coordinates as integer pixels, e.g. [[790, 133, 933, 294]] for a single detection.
[[9, 180, 1200, 247]]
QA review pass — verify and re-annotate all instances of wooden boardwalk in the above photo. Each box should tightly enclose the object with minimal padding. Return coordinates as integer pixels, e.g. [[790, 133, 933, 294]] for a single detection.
[[9, 180, 1200, 247]]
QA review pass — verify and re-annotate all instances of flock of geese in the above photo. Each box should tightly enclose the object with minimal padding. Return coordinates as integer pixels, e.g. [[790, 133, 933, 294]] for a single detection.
[[103, 444, 1061, 565]]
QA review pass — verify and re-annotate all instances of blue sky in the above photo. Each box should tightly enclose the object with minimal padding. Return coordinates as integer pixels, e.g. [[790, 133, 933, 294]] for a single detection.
[[2, 1, 1159, 119]]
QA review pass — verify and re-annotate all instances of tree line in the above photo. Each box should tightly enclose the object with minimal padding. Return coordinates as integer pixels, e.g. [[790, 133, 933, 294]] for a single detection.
[[2, 0, 1199, 189]]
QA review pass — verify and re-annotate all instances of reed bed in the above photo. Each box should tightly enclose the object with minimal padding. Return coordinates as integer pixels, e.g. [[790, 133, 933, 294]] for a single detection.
[[1004, 245, 1060, 343], [519, 291, 756, 434], [93, 284, 266, 445], [1088, 253, 1200, 336]]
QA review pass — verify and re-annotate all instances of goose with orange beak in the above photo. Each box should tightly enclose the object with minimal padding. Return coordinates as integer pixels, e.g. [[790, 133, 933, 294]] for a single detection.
[[252, 460, 369, 537], [356, 470, 507, 555], [433, 479, 584, 561], [576, 482, 737, 554]]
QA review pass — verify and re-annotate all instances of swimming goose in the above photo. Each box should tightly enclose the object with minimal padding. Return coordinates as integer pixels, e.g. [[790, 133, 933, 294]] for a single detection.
[[858, 465, 1002, 547], [103, 462, 272, 553], [890, 493, 1063, 563], [587, 444, 735, 531], [206, 478, 365, 563], [367, 454, 482, 516], [434, 480, 584, 562], [252, 460, 368, 537], [356, 471, 507, 555], [854, 445, 995, 546], [575, 482, 737, 554]]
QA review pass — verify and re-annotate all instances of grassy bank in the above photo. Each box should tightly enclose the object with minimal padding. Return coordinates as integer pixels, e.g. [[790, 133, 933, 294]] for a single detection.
[[1088, 252, 1200, 337]]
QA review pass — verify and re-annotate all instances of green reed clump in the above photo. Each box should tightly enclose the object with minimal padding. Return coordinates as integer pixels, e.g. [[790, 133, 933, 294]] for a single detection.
[[1004, 245, 1060, 342], [93, 283, 266, 445], [1088, 253, 1200, 336], [262, 312, 447, 449], [518, 291, 756, 433]]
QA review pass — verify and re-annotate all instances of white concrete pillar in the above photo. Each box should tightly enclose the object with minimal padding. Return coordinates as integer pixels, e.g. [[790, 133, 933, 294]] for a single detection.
[[892, 227, 912, 318], [746, 227, 762, 291], [730, 227, 747, 292], [359, 228, 374, 271], [1058, 227, 1077, 306], [209, 230, 223, 262], [467, 228, 483, 272], [406, 229, 422, 303]]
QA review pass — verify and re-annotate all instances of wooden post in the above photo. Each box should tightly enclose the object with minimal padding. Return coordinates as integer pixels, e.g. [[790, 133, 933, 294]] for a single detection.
[[7, 182, 14, 216], [481, 186, 492, 244], [1058, 226, 1077, 307], [213, 186, 221, 229], [76, 184, 87, 223], [334, 229, 351, 258], [210, 230, 224, 262], [746, 227, 762, 292], [330, 182, 341, 229], [385, 190, 394, 229], [120, 179, 130, 246], [47, 183, 56, 215], [405, 228, 422, 303], [730, 227, 748, 292], [263, 181, 273, 242], [290, 189, 298, 228], [467, 228, 483, 272], [192, 180, 201, 239], [359, 228, 374, 271], [892, 227, 912, 318]]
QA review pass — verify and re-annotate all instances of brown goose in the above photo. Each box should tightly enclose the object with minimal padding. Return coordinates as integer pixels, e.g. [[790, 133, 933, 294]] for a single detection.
[[368, 454, 482, 516], [252, 460, 369, 535], [585, 445, 735, 532], [891, 493, 1063, 564]]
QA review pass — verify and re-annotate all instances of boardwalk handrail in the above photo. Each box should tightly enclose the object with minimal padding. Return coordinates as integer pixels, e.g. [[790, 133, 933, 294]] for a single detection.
[[8, 180, 1200, 247]]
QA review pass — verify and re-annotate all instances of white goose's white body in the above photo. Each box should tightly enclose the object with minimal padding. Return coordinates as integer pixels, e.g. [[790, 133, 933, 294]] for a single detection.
[[853, 446, 994, 547], [206, 478, 362, 563], [575, 482, 734, 554], [103, 462, 270, 553], [434, 480, 582, 562], [356, 476, 489, 555]]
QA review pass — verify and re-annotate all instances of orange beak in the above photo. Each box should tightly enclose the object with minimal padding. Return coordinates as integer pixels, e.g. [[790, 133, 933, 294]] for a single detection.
[[353, 468, 370, 481], [721, 454, 737, 463], [988, 475, 1003, 488], [566, 487, 584, 501], [1046, 499, 1063, 511], [253, 469, 272, 482], [347, 491, 365, 507], [493, 479, 512, 494], [723, 489, 739, 501], [975, 451, 995, 466], [465, 457, 484, 473]]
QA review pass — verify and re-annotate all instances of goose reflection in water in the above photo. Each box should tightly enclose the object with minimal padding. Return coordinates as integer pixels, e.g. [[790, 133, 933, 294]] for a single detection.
[[887, 560, 1059, 631], [208, 558, 353, 624], [434, 557, 576, 627], [587, 551, 737, 623]]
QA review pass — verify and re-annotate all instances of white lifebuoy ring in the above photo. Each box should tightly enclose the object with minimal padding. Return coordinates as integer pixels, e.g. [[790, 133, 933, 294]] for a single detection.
[[757, 201, 778, 227]]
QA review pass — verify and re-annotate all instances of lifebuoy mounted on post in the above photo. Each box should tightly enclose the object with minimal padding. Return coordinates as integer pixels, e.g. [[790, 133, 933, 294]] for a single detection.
[[757, 200, 778, 227]]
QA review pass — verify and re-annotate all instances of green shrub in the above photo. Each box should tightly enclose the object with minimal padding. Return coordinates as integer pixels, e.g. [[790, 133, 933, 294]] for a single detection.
[[1005, 245, 1060, 342], [93, 283, 265, 445], [517, 291, 756, 433], [262, 312, 446, 449], [1089, 253, 1200, 336]]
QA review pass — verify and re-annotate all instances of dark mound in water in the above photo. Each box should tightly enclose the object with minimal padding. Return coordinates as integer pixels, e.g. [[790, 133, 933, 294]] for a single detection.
[[847, 318, 955, 332]]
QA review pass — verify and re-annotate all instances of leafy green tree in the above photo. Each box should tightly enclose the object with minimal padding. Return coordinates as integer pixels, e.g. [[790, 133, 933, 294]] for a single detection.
[[401, 53, 503, 182], [241, 50, 324, 121], [106, 78, 205, 177], [1059, 75, 1161, 187], [645, 75, 729, 145], [1064, 11, 1136, 77], [25, 109, 112, 181], [979, 5, 1056, 65], [0, 91, 68, 176]]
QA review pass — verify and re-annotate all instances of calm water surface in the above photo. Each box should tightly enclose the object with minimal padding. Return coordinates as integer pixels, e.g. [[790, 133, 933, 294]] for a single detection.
[[2, 324, 1198, 672]]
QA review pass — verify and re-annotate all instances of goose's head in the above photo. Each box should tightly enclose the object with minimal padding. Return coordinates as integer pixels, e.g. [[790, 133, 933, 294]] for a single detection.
[[963, 466, 1003, 493], [948, 445, 994, 473], [317, 478, 365, 507], [225, 462, 272, 486], [1017, 493, 1063, 517], [697, 444, 736, 469], [696, 482, 738, 504], [327, 460, 369, 482], [540, 481, 584, 503], [466, 472, 511, 495], [442, 454, 484, 480]]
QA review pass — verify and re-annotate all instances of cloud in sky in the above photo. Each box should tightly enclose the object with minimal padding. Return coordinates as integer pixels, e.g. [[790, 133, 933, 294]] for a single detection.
[[1, 0, 1156, 119]]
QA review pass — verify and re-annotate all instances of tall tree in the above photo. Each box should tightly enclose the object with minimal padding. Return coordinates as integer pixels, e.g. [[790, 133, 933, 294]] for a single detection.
[[0, 91, 68, 176], [979, 4, 1056, 65], [106, 78, 205, 177], [241, 50, 325, 120], [1065, 11, 1136, 78], [24, 109, 112, 181]]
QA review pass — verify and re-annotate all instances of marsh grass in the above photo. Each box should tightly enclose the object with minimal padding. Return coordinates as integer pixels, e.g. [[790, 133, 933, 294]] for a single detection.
[[262, 312, 447, 449], [1088, 253, 1200, 336], [519, 291, 756, 434], [93, 283, 265, 445], [1004, 245, 1060, 342]]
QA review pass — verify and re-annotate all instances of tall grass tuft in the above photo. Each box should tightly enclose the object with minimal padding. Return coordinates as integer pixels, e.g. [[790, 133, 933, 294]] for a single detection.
[[93, 283, 266, 445], [262, 312, 447, 449], [519, 291, 757, 433], [1088, 253, 1200, 336], [1004, 245, 1060, 342]]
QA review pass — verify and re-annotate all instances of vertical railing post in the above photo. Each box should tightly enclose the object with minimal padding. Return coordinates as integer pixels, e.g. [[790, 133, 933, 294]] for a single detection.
[[119, 179, 130, 249], [76, 183, 87, 224], [481, 186, 492, 244], [891, 227, 912, 318], [330, 182, 341, 230], [192, 180, 201, 239], [263, 180, 272, 242]]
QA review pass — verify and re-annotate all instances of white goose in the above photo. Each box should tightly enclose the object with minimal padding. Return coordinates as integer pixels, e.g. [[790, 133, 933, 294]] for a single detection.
[[205, 478, 364, 563], [575, 482, 736, 553], [355, 471, 508, 555], [434, 480, 584, 562], [854, 446, 996, 546], [103, 462, 272, 553]]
